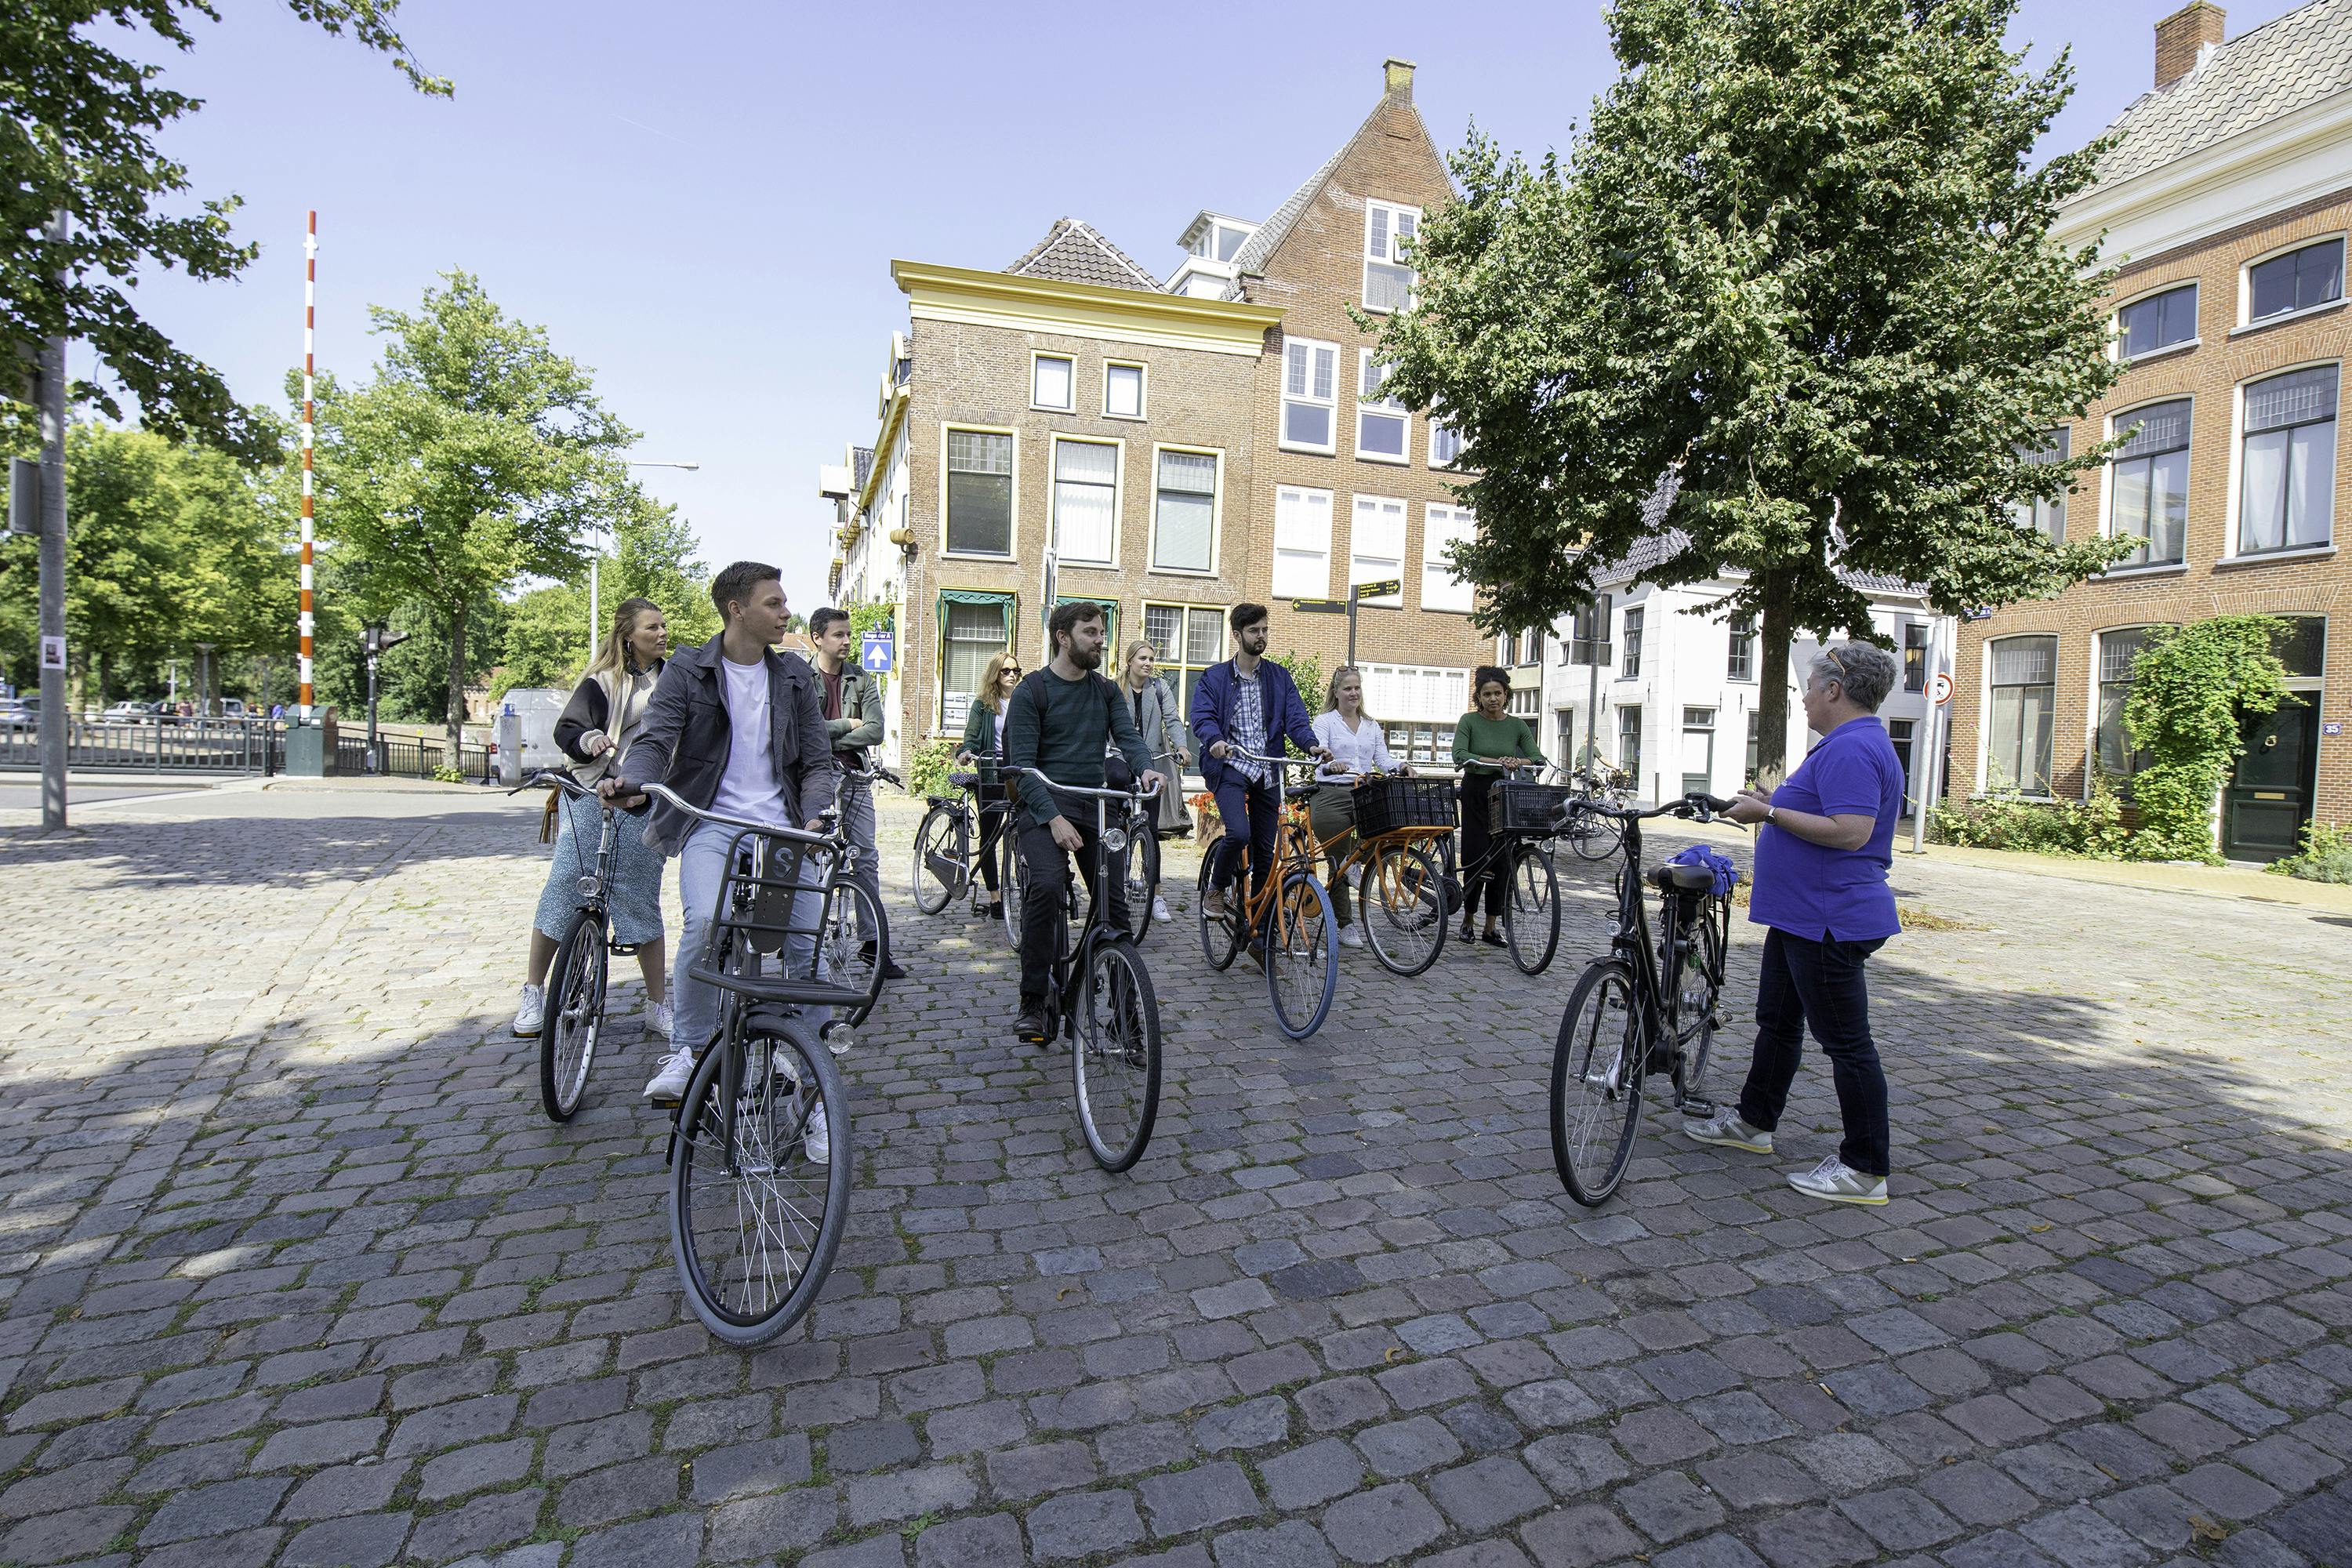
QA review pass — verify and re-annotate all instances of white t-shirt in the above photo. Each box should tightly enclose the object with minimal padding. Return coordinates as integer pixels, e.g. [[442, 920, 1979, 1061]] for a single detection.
[[1313, 709, 1398, 782], [709, 655, 792, 827]]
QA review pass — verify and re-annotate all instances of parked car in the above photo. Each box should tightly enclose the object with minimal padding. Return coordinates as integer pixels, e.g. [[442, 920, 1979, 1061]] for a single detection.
[[0, 699, 31, 731], [101, 700, 154, 720], [219, 699, 249, 720]]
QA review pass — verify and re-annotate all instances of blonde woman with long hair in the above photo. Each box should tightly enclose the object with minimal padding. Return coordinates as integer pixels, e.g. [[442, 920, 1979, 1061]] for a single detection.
[[953, 649, 1022, 918], [1308, 666, 1407, 947], [513, 597, 673, 1039]]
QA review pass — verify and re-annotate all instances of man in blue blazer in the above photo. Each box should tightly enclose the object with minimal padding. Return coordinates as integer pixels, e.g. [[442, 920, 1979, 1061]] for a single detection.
[[1191, 602, 1328, 928]]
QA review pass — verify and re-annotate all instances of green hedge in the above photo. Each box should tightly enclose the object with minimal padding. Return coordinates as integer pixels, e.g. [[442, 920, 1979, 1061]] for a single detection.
[[1928, 783, 2126, 858], [2267, 820, 2352, 885]]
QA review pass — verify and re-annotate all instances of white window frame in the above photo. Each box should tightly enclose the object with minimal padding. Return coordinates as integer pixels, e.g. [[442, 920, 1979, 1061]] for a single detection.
[[1280, 337, 1340, 456], [2112, 280, 2199, 361], [1349, 494, 1406, 607], [1030, 352, 1075, 413], [2237, 231, 2348, 330], [1103, 359, 1148, 421], [1362, 199, 1421, 316], [940, 423, 1017, 561], [1356, 350, 1410, 466], [1272, 485, 1334, 601], [1980, 633, 2060, 799], [1047, 434, 1122, 568], [1428, 410, 1463, 470], [2102, 397, 2192, 572], [1147, 442, 1222, 577], [2222, 358, 2339, 561], [1142, 602, 1230, 729], [1421, 503, 1475, 615]]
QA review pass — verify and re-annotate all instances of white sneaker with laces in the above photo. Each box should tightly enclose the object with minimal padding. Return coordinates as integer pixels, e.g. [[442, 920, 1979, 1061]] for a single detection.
[[647, 1000, 673, 1040], [1788, 1153, 1889, 1205], [1152, 895, 1174, 924], [511, 984, 544, 1037], [1684, 1109, 1773, 1154], [803, 1099, 830, 1165], [1338, 922, 1365, 949], [642, 1047, 696, 1103]]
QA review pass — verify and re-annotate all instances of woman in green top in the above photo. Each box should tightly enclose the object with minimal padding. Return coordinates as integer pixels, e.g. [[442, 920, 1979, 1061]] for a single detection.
[[1452, 664, 1544, 948]]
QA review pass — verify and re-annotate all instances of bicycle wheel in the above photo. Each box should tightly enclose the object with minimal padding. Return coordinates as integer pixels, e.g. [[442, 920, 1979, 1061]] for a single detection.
[[1358, 841, 1445, 977], [999, 829, 1025, 953], [1567, 804, 1617, 862], [1265, 869, 1337, 1040], [1074, 935, 1163, 1171], [910, 807, 958, 916], [669, 1020, 849, 1347], [539, 909, 608, 1122], [818, 880, 887, 1027], [1550, 958, 1647, 1207], [1196, 850, 1240, 971], [1503, 844, 1562, 977], [1120, 832, 1160, 947], [1674, 902, 1727, 1109]]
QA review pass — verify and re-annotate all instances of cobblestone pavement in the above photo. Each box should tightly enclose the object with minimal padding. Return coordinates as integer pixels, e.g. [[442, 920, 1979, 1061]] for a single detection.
[[1, 782, 2347, 1568]]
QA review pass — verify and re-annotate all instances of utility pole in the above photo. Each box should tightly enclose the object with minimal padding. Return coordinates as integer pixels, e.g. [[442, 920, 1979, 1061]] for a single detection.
[[36, 209, 69, 833]]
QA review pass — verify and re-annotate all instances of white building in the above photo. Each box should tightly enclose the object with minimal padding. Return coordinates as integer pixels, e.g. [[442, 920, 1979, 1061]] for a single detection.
[[818, 332, 916, 768]]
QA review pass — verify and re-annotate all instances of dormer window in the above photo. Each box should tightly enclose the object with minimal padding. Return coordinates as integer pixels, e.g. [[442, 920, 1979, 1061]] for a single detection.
[[1185, 216, 1258, 261], [1363, 201, 1420, 314]]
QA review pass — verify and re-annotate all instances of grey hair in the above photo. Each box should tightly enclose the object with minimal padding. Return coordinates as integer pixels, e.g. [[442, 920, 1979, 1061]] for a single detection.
[[1809, 641, 1898, 712]]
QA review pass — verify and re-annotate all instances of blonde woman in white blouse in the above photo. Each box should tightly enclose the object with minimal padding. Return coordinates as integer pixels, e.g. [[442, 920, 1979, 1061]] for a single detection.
[[1309, 666, 1411, 949]]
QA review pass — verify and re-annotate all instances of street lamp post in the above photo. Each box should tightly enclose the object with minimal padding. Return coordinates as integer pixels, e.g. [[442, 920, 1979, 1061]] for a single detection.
[[603, 461, 700, 659]]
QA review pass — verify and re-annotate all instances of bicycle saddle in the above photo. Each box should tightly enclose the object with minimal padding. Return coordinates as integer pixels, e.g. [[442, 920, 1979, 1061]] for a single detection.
[[948, 771, 979, 789], [1647, 863, 1716, 894]]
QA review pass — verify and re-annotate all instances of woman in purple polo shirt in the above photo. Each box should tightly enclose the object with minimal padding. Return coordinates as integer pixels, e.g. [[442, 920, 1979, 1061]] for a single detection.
[[1689, 641, 1907, 1205]]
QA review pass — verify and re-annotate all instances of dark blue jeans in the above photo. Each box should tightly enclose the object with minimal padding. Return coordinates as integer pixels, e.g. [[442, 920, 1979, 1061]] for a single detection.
[[1210, 772, 1279, 914], [1736, 926, 1890, 1178]]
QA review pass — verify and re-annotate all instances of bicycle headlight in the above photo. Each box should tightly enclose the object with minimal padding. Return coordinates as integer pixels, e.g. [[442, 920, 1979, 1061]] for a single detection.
[[576, 875, 601, 899], [1102, 827, 1129, 854]]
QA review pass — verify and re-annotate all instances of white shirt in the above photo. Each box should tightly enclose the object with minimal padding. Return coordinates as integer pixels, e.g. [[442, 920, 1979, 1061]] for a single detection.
[[709, 655, 791, 828], [1313, 710, 1398, 782]]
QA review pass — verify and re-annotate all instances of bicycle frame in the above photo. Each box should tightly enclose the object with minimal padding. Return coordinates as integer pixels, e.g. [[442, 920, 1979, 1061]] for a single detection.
[[1216, 750, 1325, 928], [1575, 793, 1734, 1092], [1003, 769, 1159, 1027]]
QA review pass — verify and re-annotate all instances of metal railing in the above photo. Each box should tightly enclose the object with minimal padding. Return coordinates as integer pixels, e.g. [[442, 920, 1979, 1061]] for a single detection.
[[336, 732, 493, 782], [0, 717, 278, 774]]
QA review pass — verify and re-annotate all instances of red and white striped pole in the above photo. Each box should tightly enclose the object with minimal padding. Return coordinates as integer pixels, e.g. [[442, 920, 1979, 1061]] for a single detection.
[[299, 210, 317, 721]]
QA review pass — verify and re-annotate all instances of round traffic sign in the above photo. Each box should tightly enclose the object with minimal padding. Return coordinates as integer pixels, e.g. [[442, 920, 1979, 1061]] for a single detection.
[[1931, 671, 1955, 706]]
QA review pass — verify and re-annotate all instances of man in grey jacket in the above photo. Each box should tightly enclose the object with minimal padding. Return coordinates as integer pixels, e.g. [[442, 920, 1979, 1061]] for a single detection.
[[607, 562, 837, 1107], [811, 607, 904, 981]]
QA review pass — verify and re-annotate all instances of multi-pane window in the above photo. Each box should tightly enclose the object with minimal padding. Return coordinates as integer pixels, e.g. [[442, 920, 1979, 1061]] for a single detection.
[[2118, 284, 2197, 358], [2096, 626, 2158, 783], [1621, 607, 1644, 677], [2248, 238, 2344, 322], [1105, 362, 1145, 419], [942, 600, 1011, 724], [1151, 449, 1218, 574], [2238, 365, 2337, 554], [1363, 201, 1419, 314], [2108, 401, 2189, 567], [1987, 635, 2056, 796], [1903, 622, 1928, 692], [1421, 503, 1475, 613], [1050, 438, 1117, 565], [2010, 428, 2070, 543], [1281, 338, 1339, 453], [1727, 615, 1755, 681], [945, 430, 1013, 556], [1357, 353, 1408, 463], [1617, 706, 1642, 782], [1509, 687, 1540, 719], [1349, 495, 1405, 606], [1429, 415, 1462, 468], [1567, 597, 1610, 662], [1272, 485, 1332, 599], [1143, 603, 1225, 730], [1032, 354, 1074, 411]]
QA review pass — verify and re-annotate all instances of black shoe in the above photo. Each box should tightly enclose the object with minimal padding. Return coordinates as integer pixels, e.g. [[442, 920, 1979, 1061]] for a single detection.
[[982, 900, 1005, 920], [858, 942, 909, 982], [1014, 1000, 1049, 1044], [1480, 930, 1507, 949]]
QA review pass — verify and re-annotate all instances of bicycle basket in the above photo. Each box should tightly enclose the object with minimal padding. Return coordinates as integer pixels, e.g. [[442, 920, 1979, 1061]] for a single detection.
[[1355, 777, 1457, 839], [1492, 780, 1579, 836]]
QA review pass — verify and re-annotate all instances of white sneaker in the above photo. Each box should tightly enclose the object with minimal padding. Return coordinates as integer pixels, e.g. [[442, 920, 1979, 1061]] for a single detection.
[[647, 1000, 673, 1040], [1788, 1154, 1889, 1206], [1338, 923, 1364, 949], [803, 1099, 830, 1165], [1152, 896, 1174, 924], [1685, 1109, 1773, 1153], [511, 984, 544, 1037], [642, 1047, 696, 1103]]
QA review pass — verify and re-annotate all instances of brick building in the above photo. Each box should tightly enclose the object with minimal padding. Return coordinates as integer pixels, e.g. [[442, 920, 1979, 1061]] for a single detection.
[[822, 60, 1490, 766], [1946, 0, 2350, 862]]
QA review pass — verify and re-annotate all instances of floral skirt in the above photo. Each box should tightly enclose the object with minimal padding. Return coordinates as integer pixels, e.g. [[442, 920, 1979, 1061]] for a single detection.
[[534, 791, 665, 947]]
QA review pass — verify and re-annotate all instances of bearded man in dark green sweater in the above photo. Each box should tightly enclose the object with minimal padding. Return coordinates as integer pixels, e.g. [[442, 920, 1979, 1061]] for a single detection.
[[1000, 602, 1163, 1043]]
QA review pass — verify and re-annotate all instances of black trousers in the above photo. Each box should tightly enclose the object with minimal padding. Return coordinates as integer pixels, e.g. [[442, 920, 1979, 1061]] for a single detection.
[[1459, 777, 1507, 920], [1017, 816, 1127, 1003], [1735, 927, 1891, 1177], [975, 789, 1008, 894]]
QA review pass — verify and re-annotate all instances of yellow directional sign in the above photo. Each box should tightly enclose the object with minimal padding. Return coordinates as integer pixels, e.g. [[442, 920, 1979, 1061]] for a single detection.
[[1291, 598, 1345, 615], [1352, 579, 1402, 600]]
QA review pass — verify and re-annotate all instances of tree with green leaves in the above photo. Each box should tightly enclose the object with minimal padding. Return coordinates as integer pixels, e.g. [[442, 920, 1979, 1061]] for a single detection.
[[2122, 617, 2289, 863], [2, 2, 447, 459], [309, 272, 637, 750], [1377, 0, 2129, 774]]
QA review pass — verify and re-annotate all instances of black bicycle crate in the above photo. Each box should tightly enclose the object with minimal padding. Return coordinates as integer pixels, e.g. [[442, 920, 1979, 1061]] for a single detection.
[[1492, 779, 1579, 837], [1354, 776, 1456, 838]]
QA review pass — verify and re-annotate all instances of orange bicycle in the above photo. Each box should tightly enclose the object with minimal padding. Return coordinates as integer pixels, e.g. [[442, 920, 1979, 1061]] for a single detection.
[[1195, 750, 1336, 1039], [1298, 775, 1457, 978]]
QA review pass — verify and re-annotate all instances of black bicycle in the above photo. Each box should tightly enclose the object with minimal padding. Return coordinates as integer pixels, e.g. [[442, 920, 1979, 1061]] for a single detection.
[[1004, 768, 1164, 1172], [813, 765, 898, 1033], [912, 759, 1013, 924], [1549, 790, 1737, 1207], [635, 782, 856, 1346], [517, 771, 629, 1122], [1436, 763, 1567, 976]]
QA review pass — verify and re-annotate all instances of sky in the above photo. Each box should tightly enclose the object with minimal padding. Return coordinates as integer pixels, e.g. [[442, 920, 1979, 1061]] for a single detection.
[[103, 0, 2311, 624]]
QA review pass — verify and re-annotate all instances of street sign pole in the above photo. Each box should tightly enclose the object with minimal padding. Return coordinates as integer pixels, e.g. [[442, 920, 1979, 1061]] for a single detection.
[[1348, 586, 1359, 669], [1908, 621, 1953, 855], [36, 208, 69, 833]]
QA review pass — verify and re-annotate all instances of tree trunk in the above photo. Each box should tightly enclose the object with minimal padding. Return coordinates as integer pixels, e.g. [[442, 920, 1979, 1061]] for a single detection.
[[94, 648, 113, 709], [1755, 575, 1794, 784], [445, 604, 468, 757]]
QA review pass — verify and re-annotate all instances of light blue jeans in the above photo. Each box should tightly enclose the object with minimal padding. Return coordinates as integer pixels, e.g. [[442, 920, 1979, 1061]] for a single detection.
[[835, 765, 881, 943], [670, 820, 831, 1055]]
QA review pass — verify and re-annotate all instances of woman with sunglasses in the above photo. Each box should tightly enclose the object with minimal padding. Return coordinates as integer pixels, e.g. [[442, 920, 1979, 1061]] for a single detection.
[[955, 651, 1023, 918]]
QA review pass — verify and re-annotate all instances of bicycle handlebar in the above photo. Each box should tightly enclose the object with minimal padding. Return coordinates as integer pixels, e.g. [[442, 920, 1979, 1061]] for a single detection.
[[1224, 748, 1323, 769], [629, 780, 834, 847], [514, 769, 597, 800], [1000, 767, 1163, 801], [1569, 789, 1737, 826]]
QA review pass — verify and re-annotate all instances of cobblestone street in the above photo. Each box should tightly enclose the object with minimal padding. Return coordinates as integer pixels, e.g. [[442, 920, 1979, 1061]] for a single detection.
[[1, 782, 2347, 1568]]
